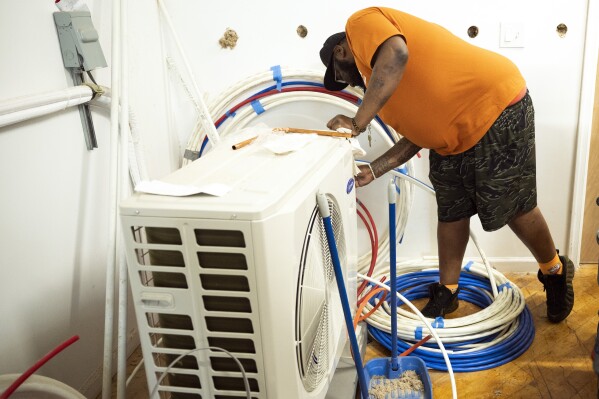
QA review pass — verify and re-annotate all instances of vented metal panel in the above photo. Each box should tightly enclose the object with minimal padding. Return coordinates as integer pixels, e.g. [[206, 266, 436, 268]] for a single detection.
[[125, 220, 265, 399]]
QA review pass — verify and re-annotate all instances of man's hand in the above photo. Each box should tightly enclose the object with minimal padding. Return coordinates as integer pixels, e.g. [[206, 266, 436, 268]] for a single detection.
[[354, 164, 375, 187], [326, 115, 359, 136]]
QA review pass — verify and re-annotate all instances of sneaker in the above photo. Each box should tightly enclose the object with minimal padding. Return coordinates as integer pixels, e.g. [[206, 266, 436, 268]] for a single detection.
[[421, 283, 460, 318], [537, 255, 575, 323]]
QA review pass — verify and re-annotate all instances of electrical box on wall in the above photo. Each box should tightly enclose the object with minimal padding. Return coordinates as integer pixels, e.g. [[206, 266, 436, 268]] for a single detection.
[[53, 11, 107, 71]]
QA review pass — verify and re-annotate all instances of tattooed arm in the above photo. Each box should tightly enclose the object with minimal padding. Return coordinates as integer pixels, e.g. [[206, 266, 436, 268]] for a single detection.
[[327, 35, 409, 134]]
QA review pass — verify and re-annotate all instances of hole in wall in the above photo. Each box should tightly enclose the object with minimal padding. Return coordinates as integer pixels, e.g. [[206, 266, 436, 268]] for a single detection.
[[556, 23, 567, 38], [297, 25, 308, 38], [219, 28, 239, 49], [467, 26, 479, 38]]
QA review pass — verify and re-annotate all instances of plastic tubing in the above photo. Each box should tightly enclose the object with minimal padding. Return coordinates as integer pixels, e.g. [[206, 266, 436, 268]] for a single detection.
[[157, 0, 220, 146], [0, 85, 93, 116], [0, 336, 79, 399], [91, 90, 149, 186], [0, 92, 93, 129], [365, 268, 534, 372]]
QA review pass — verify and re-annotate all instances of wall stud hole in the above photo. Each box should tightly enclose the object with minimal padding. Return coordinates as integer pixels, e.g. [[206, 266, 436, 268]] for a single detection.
[[297, 25, 308, 38], [467, 26, 479, 38], [556, 23, 567, 38]]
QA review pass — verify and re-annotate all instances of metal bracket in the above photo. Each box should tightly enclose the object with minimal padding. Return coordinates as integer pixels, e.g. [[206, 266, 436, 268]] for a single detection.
[[53, 10, 107, 150]]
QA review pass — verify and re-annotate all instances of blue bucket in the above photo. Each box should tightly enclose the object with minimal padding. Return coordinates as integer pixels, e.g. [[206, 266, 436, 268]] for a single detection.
[[364, 356, 433, 399]]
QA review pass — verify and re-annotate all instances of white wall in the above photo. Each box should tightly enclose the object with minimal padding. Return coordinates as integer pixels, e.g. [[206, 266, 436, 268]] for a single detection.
[[0, 0, 590, 396]]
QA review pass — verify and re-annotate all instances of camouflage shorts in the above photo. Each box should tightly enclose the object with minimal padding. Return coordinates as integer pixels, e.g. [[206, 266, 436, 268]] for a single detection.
[[429, 92, 537, 232]]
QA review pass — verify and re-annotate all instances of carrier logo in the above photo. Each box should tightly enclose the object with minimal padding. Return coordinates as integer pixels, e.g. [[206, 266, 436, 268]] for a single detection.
[[346, 178, 354, 194]]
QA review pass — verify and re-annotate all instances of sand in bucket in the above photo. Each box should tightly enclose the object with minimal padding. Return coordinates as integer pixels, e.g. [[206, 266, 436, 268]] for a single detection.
[[368, 369, 425, 399]]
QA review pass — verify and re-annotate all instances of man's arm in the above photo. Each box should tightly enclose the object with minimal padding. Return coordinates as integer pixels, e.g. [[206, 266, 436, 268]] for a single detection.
[[355, 136, 421, 187], [327, 35, 409, 134], [354, 35, 408, 131]]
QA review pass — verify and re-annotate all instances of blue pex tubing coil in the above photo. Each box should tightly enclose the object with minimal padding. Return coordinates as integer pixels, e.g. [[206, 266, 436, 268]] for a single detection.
[[363, 262, 535, 372]]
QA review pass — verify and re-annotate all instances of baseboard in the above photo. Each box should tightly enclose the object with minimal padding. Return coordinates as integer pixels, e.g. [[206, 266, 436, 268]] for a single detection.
[[397, 256, 540, 274], [467, 257, 538, 273]]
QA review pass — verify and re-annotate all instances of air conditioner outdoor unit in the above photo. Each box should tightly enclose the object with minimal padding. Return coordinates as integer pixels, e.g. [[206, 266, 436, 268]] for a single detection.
[[120, 134, 359, 398]]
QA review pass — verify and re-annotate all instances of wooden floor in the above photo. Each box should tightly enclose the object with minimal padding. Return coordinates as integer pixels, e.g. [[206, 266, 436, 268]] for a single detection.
[[101, 265, 599, 399]]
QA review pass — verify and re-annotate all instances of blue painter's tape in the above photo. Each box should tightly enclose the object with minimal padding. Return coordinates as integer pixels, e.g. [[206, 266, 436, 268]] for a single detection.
[[432, 317, 444, 328], [415, 326, 423, 340], [251, 100, 265, 115], [270, 65, 282, 91], [498, 282, 512, 291], [225, 109, 236, 118], [464, 261, 474, 272]]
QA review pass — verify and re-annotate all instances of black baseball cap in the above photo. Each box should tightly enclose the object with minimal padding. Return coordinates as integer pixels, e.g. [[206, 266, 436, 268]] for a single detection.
[[320, 32, 348, 91]]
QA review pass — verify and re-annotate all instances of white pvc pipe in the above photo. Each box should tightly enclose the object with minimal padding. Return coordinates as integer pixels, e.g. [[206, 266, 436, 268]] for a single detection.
[[0, 85, 92, 116], [102, 0, 121, 397], [0, 90, 93, 128], [157, 0, 220, 146], [116, 0, 129, 397]]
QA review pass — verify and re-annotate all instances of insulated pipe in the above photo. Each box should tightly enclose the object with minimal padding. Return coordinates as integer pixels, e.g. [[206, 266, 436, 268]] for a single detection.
[[116, 0, 129, 397], [157, 0, 220, 146], [0, 85, 93, 116], [102, 0, 121, 397], [0, 90, 93, 129], [91, 92, 149, 186]]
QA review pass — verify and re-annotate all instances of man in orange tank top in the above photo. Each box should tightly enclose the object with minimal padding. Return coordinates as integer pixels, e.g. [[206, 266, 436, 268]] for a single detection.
[[320, 7, 574, 322]]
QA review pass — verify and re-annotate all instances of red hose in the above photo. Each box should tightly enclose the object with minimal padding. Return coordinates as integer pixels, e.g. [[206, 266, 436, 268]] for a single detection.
[[0, 335, 79, 399]]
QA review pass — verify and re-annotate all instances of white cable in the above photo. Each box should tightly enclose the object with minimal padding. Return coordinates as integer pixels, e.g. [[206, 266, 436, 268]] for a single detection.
[[157, 0, 220, 146], [150, 347, 251, 399], [358, 273, 457, 399], [0, 92, 93, 128], [125, 357, 144, 388]]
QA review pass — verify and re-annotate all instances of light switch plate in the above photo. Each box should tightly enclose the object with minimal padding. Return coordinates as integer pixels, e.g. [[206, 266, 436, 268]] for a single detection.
[[500, 23, 525, 48]]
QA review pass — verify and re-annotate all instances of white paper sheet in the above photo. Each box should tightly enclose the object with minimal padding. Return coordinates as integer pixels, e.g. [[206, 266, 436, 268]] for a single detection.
[[134, 180, 231, 197]]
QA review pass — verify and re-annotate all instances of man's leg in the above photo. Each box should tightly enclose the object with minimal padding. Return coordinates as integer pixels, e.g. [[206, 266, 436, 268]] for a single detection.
[[420, 218, 470, 318], [508, 206, 575, 322], [507, 206, 555, 263], [438, 218, 470, 285]]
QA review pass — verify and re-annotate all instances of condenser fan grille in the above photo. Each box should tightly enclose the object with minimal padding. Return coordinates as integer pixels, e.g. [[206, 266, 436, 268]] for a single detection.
[[296, 196, 346, 392]]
